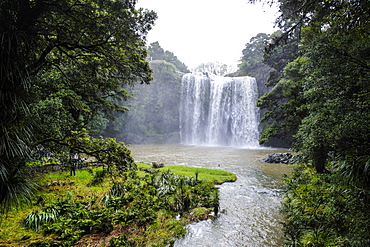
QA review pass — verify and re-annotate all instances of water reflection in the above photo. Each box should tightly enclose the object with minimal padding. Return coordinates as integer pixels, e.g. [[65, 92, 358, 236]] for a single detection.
[[129, 144, 290, 247]]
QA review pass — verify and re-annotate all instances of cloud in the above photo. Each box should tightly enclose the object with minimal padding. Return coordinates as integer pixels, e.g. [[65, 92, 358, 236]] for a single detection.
[[137, 0, 279, 69]]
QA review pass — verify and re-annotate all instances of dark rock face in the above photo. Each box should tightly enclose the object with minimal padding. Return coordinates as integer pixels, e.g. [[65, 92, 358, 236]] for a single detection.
[[261, 153, 294, 164]]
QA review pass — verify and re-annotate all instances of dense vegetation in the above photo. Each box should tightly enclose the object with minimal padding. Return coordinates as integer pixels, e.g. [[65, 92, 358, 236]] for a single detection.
[[242, 0, 370, 245], [0, 1, 231, 246], [232, 33, 275, 97], [3, 0, 370, 245], [0, 0, 158, 213], [282, 163, 370, 246], [0, 162, 235, 246]]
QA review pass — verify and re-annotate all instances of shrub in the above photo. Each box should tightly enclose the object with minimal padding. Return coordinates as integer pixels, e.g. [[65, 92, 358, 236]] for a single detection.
[[24, 207, 58, 231], [282, 163, 370, 246]]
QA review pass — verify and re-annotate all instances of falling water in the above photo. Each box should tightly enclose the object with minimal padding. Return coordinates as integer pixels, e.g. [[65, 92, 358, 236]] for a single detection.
[[180, 73, 260, 147]]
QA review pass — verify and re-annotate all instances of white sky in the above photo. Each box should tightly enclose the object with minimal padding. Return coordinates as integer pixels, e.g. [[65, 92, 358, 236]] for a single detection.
[[137, 0, 279, 70]]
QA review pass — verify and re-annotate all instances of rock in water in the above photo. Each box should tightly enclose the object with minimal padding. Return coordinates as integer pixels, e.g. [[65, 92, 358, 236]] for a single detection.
[[261, 153, 293, 164]]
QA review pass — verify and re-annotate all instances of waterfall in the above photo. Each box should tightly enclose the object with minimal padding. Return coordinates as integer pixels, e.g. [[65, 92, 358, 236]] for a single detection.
[[180, 73, 260, 147]]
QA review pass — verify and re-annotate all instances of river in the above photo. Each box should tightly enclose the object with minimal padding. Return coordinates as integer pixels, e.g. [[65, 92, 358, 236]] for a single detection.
[[129, 144, 290, 247]]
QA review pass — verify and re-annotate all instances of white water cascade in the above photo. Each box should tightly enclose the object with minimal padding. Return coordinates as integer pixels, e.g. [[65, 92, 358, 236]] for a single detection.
[[180, 73, 260, 147]]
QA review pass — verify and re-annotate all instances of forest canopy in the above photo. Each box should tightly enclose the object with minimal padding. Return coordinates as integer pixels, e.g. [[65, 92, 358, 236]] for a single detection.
[[251, 0, 370, 174], [0, 0, 157, 211], [247, 0, 370, 245]]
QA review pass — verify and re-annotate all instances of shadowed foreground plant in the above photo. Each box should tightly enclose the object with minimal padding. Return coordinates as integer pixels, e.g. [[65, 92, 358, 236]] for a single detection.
[[0, 163, 37, 214], [24, 207, 59, 231]]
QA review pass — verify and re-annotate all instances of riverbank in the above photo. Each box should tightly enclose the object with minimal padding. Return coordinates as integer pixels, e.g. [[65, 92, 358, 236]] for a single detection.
[[130, 145, 290, 246], [0, 163, 236, 246]]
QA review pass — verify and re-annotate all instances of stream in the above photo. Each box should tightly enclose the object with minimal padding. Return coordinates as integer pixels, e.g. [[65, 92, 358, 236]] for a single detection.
[[129, 144, 290, 247]]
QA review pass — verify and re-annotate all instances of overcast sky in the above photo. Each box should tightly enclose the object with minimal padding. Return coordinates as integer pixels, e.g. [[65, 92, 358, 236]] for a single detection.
[[137, 0, 279, 70]]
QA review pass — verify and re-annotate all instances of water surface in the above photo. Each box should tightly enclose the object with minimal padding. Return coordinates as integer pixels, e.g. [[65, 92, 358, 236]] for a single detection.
[[129, 144, 290, 247]]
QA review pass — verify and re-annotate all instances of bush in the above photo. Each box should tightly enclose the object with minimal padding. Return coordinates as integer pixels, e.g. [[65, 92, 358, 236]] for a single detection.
[[88, 168, 107, 186], [25, 169, 223, 246], [283, 164, 370, 246], [24, 207, 58, 231]]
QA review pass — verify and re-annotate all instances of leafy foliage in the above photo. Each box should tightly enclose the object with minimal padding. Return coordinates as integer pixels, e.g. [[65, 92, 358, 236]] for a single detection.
[[148, 41, 189, 73], [283, 164, 370, 246], [257, 56, 307, 146], [256, 0, 370, 171], [24, 207, 59, 231], [251, 0, 370, 244], [237, 33, 273, 79], [21, 168, 221, 246], [36, 129, 135, 174], [234, 30, 300, 147], [0, 0, 157, 212]]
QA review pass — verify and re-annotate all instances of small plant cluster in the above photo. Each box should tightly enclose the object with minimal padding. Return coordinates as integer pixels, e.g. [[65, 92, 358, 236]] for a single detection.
[[282, 164, 370, 246], [23, 168, 220, 246]]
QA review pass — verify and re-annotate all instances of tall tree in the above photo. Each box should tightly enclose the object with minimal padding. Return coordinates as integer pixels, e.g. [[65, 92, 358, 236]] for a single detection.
[[254, 0, 370, 173], [238, 33, 272, 78], [254, 29, 300, 147], [294, 1, 370, 173], [0, 0, 156, 211]]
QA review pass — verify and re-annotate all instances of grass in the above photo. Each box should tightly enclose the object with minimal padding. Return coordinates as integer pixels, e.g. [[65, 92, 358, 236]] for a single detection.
[[0, 206, 53, 246], [162, 165, 236, 184], [0, 163, 236, 246], [136, 163, 237, 184], [0, 168, 111, 246]]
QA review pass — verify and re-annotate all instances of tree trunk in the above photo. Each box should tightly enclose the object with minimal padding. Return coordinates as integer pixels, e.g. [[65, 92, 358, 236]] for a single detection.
[[312, 147, 328, 173]]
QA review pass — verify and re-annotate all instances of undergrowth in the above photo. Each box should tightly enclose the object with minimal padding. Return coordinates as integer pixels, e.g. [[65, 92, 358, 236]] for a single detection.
[[0, 163, 231, 246], [282, 163, 370, 246]]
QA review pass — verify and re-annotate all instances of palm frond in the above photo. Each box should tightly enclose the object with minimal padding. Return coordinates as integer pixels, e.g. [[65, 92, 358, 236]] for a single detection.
[[337, 156, 370, 189], [0, 163, 37, 214]]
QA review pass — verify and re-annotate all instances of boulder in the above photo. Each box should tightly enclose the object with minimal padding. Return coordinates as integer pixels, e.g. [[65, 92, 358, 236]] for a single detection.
[[261, 152, 294, 164]]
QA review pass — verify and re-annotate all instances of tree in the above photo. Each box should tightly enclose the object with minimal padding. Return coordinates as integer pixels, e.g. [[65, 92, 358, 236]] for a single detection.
[[148, 41, 189, 73], [0, 0, 157, 212], [119, 61, 182, 144], [294, 3, 370, 173], [104, 42, 187, 144], [112, 61, 182, 144], [254, 0, 370, 173], [253, 29, 300, 147], [250, 0, 370, 244], [257, 56, 307, 146], [238, 33, 272, 78], [193, 61, 232, 76]]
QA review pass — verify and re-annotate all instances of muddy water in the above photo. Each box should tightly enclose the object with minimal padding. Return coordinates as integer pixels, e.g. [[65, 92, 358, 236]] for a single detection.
[[129, 144, 290, 247]]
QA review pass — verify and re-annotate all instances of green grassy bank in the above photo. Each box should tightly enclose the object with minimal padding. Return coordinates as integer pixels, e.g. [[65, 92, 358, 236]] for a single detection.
[[137, 162, 237, 184], [0, 163, 236, 247]]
